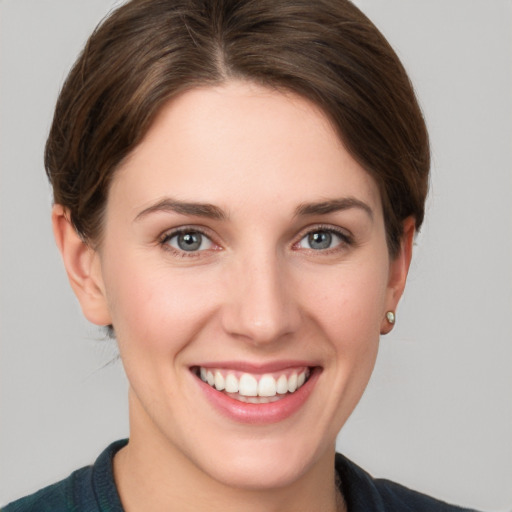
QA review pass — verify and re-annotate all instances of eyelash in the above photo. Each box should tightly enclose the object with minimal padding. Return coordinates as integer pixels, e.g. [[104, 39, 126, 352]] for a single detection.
[[158, 224, 354, 258], [293, 225, 354, 253], [159, 226, 217, 258]]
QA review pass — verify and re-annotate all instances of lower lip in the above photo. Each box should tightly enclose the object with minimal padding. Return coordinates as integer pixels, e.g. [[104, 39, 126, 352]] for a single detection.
[[194, 368, 320, 425]]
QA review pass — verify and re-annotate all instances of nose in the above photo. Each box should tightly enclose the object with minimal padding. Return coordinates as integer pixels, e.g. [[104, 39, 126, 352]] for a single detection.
[[220, 251, 301, 347]]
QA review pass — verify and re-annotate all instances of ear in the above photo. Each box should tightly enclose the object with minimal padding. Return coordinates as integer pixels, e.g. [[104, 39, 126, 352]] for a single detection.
[[380, 216, 415, 335], [52, 205, 112, 326]]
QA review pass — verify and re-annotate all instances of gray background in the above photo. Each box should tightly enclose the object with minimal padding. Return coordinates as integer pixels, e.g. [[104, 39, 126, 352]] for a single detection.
[[1, 0, 511, 509]]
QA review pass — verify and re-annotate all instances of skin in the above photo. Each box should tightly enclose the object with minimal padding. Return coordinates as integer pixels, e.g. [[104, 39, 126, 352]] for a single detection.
[[53, 81, 414, 512]]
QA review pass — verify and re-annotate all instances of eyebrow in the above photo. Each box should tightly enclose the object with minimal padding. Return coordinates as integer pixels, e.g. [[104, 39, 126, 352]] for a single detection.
[[134, 196, 372, 222], [294, 197, 373, 219], [134, 198, 227, 222]]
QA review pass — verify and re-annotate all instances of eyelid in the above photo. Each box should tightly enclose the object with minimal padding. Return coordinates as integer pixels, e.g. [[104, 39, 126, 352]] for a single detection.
[[293, 224, 354, 250], [156, 223, 353, 256], [158, 225, 221, 255]]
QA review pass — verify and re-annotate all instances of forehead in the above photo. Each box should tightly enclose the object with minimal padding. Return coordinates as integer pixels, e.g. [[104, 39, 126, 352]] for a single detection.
[[109, 81, 382, 219]]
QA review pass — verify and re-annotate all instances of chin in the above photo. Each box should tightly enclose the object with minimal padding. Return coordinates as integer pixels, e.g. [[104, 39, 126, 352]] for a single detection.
[[185, 430, 332, 491], [202, 452, 312, 490]]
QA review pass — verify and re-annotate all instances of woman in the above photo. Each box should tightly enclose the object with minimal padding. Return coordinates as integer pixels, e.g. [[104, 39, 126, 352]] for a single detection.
[[1, 0, 492, 510]]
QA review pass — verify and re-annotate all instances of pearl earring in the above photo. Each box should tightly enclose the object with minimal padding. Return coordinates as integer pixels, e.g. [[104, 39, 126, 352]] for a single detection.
[[386, 311, 395, 324]]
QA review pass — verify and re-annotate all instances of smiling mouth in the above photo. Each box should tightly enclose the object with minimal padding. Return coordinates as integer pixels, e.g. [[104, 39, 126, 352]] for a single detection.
[[192, 366, 312, 404]]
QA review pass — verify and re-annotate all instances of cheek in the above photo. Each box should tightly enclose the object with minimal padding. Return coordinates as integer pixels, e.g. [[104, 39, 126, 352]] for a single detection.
[[302, 257, 389, 342], [101, 252, 220, 355], [100, 237, 390, 362], [290, 257, 389, 433]]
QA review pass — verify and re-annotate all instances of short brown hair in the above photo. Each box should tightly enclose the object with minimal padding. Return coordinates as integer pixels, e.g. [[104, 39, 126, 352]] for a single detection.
[[45, 0, 429, 256]]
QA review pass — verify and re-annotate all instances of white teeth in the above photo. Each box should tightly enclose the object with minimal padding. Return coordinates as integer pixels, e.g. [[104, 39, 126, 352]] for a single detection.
[[198, 367, 310, 398], [225, 373, 239, 393], [239, 373, 258, 396], [276, 374, 288, 394], [214, 371, 225, 391], [258, 374, 277, 397], [288, 373, 298, 393]]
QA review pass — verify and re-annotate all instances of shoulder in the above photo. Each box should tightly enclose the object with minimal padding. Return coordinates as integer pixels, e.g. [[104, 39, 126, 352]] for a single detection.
[[335, 453, 480, 512], [373, 478, 479, 512], [1, 467, 90, 512], [2, 440, 127, 512]]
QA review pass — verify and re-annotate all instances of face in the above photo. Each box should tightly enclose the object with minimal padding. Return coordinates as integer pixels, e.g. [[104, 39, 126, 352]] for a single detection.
[[69, 81, 410, 490]]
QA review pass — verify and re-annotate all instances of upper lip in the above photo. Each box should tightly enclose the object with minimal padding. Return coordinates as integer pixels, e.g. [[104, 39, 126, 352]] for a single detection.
[[191, 360, 320, 374]]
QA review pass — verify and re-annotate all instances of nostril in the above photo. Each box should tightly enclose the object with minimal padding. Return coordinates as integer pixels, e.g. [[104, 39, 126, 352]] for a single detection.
[[222, 310, 300, 346]]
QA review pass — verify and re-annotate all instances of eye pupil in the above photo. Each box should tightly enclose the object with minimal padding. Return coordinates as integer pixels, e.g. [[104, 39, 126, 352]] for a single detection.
[[308, 231, 332, 250], [178, 232, 202, 251]]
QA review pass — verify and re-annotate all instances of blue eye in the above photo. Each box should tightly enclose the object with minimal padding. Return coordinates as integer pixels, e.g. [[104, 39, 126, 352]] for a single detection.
[[165, 231, 213, 252], [298, 229, 347, 250]]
